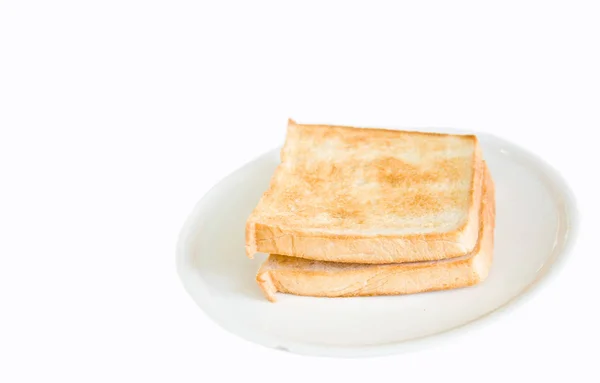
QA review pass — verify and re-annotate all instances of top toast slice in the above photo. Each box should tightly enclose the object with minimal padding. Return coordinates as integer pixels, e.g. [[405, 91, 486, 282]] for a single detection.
[[246, 119, 484, 263]]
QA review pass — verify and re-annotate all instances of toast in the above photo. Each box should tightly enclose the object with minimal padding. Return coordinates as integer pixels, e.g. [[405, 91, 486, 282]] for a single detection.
[[256, 164, 495, 302], [246, 119, 484, 263]]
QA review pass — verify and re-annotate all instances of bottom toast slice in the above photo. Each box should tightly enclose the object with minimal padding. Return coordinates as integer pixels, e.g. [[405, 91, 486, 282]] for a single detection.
[[256, 164, 495, 302]]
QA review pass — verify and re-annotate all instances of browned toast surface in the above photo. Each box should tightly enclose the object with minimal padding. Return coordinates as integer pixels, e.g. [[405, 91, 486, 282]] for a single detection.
[[246, 120, 484, 263]]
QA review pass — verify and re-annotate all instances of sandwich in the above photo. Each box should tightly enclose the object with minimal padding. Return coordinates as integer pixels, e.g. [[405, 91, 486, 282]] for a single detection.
[[245, 119, 494, 302]]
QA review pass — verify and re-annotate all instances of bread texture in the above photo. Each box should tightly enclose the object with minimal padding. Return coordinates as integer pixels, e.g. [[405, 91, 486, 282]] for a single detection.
[[256, 164, 495, 302], [246, 119, 484, 263]]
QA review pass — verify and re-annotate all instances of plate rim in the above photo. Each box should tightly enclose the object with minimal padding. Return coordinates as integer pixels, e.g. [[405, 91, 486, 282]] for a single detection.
[[176, 128, 580, 358]]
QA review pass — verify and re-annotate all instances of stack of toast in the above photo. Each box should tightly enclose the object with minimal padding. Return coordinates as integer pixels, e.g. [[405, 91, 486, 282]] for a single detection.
[[246, 119, 495, 302]]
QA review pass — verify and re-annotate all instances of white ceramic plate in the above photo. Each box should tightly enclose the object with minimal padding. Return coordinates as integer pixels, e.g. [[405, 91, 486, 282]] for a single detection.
[[177, 129, 578, 358]]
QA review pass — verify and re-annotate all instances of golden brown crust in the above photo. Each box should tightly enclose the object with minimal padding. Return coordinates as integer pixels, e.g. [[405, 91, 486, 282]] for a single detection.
[[255, 266, 277, 302], [246, 119, 484, 263], [256, 164, 495, 302]]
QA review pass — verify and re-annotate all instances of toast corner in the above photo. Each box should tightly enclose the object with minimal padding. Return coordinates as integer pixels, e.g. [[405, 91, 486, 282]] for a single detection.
[[256, 261, 278, 302]]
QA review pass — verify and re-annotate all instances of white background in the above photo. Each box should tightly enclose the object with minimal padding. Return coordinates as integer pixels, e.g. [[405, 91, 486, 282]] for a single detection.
[[0, 1, 598, 382]]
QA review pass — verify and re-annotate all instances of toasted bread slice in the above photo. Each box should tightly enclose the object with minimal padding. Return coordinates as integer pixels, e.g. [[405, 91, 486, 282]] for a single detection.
[[256, 164, 494, 302], [246, 119, 484, 263]]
